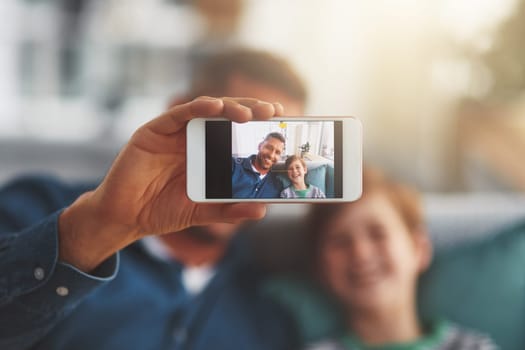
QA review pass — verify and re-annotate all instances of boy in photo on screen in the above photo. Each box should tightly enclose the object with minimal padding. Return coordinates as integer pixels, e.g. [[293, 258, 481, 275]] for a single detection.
[[280, 155, 326, 199]]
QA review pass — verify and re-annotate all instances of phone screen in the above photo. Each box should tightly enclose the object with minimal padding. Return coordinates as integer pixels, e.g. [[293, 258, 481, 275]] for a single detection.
[[205, 120, 343, 199]]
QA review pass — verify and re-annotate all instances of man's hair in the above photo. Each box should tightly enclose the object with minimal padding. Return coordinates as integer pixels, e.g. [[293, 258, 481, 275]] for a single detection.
[[189, 48, 307, 103], [284, 155, 306, 171], [263, 132, 286, 144]]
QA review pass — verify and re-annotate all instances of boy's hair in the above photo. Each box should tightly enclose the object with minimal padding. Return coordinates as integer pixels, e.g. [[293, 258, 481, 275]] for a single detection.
[[306, 167, 424, 268], [264, 132, 286, 144], [189, 48, 308, 103], [284, 155, 307, 171]]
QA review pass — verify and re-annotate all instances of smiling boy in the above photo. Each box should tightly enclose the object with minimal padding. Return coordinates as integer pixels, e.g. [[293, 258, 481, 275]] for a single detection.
[[280, 155, 326, 199]]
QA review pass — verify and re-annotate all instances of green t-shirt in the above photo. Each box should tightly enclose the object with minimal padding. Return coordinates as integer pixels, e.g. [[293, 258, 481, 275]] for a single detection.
[[339, 321, 448, 350], [294, 185, 311, 198]]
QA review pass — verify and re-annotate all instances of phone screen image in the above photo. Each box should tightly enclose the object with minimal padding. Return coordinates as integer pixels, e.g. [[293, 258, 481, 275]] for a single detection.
[[205, 120, 343, 200]]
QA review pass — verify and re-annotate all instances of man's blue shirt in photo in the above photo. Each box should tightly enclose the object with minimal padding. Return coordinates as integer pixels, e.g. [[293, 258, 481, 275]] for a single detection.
[[231, 155, 283, 199]]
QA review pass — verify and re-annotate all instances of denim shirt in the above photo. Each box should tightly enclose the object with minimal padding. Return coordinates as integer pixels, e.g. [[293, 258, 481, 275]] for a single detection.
[[0, 175, 298, 350], [232, 155, 283, 199]]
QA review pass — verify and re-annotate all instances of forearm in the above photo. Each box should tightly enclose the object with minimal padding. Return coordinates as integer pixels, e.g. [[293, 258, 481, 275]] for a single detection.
[[58, 191, 138, 273]]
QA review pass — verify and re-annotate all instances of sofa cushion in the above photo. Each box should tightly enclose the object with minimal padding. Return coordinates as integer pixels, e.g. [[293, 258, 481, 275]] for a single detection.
[[324, 164, 335, 198], [418, 219, 525, 350], [263, 278, 344, 343]]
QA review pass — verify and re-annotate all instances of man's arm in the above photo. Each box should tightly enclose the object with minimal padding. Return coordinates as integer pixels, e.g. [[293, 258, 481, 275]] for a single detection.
[[0, 97, 284, 348], [0, 176, 118, 349], [57, 97, 281, 272]]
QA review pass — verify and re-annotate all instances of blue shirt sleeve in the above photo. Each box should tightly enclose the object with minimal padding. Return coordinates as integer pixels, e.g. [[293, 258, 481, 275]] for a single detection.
[[0, 175, 118, 349]]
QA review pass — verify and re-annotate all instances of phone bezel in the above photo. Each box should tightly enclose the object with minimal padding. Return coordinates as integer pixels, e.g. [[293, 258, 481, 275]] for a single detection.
[[186, 117, 362, 202]]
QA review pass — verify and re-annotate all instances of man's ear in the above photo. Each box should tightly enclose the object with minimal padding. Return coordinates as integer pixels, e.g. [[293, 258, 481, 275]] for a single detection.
[[167, 95, 192, 109], [414, 227, 433, 274]]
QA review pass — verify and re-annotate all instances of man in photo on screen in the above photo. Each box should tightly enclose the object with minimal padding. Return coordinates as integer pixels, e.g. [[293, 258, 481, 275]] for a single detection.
[[232, 131, 286, 199]]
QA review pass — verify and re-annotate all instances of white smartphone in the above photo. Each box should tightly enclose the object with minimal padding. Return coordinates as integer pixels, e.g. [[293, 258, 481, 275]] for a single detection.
[[186, 117, 362, 202]]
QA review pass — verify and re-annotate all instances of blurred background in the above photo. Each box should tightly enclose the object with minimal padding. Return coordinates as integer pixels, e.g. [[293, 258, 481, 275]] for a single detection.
[[1, 0, 524, 191]]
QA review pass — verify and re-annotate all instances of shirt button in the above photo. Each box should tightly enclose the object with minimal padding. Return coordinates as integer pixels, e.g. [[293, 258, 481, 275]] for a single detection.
[[56, 286, 69, 296], [33, 267, 45, 280]]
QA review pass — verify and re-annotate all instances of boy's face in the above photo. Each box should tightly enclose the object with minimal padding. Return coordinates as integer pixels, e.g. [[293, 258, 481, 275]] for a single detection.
[[319, 192, 429, 312], [287, 160, 307, 183]]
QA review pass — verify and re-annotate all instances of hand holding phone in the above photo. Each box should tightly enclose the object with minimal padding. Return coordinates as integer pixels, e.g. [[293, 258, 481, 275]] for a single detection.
[[58, 97, 280, 272], [187, 117, 362, 202]]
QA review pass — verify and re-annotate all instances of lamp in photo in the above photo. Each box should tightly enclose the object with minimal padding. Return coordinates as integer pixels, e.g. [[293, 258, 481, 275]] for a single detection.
[[279, 121, 288, 155]]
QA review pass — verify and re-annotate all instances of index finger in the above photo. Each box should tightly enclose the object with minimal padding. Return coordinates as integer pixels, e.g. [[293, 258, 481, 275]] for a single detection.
[[147, 97, 280, 136], [146, 96, 224, 135], [222, 98, 279, 123]]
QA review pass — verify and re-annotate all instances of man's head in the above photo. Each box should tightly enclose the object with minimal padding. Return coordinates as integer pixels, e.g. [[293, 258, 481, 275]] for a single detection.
[[188, 49, 306, 115], [170, 49, 307, 116], [254, 132, 286, 173], [165, 48, 307, 265]]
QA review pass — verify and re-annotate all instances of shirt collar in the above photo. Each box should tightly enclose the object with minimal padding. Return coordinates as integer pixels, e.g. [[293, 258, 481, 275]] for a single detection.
[[140, 236, 216, 295]]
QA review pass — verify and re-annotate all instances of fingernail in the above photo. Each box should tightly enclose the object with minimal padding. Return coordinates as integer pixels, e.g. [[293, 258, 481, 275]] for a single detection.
[[197, 96, 218, 101]]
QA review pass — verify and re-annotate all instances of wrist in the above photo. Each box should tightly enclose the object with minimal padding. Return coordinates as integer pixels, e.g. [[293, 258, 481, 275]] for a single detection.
[[58, 191, 138, 272]]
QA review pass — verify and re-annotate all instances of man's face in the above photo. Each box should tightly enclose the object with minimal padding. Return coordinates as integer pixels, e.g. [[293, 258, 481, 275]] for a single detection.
[[256, 137, 284, 170], [164, 73, 305, 265], [160, 223, 236, 266]]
